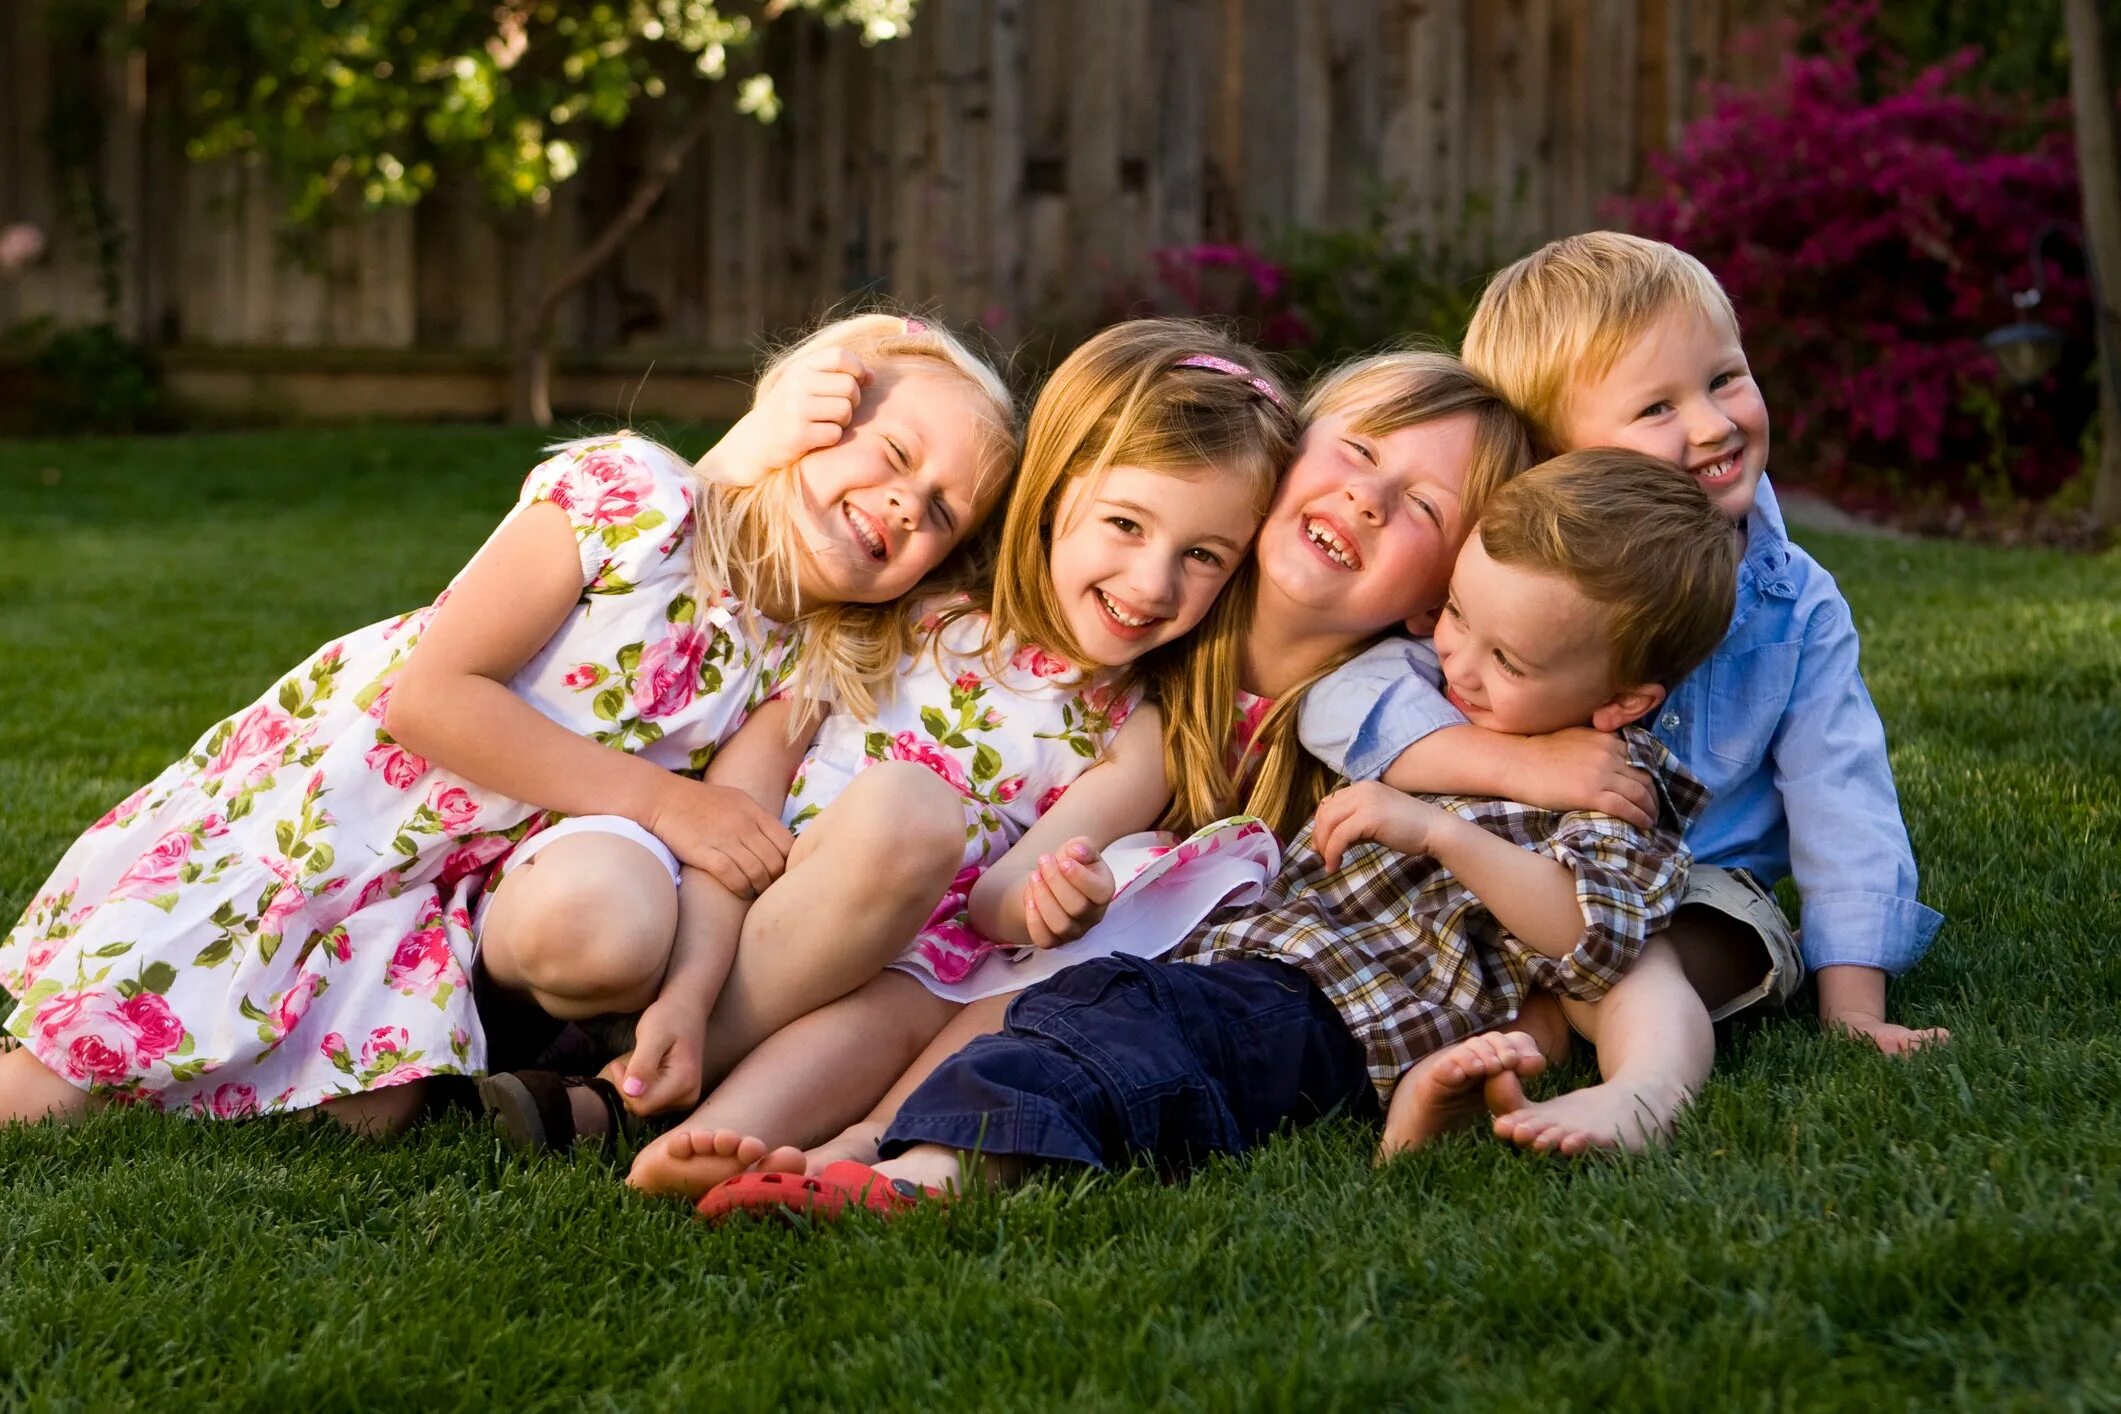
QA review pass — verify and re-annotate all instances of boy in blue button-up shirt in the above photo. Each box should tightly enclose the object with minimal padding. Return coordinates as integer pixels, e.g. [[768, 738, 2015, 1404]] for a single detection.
[[1468, 231, 1944, 1052]]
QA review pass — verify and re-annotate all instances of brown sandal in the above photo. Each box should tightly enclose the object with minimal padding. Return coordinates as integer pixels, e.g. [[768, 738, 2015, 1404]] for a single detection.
[[476, 1070, 644, 1154]]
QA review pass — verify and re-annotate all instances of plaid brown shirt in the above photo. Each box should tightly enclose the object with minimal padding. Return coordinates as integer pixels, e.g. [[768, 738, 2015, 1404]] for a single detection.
[[1172, 726, 1708, 1102]]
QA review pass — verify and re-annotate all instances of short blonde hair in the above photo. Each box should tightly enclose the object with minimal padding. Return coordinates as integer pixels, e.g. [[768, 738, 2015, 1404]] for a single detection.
[[697, 311, 1020, 718], [1462, 232, 1738, 453], [1163, 349, 1537, 837], [1477, 448, 1738, 688]]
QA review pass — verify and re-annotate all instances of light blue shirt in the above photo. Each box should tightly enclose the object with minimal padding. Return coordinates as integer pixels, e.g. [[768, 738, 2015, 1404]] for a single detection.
[[1296, 478, 1943, 975]]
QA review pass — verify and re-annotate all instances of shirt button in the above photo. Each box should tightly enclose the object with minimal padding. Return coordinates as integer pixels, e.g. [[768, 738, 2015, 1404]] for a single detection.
[[1660, 711, 1681, 730]]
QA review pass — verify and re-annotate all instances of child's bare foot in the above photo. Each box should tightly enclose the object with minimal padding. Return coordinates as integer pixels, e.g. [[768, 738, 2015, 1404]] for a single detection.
[[626, 1127, 771, 1198], [1829, 1013, 1950, 1056], [1378, 1031, 1545, 1160], [800, 1119, 887, 1175], [1489, 1076, 1690, 1156]]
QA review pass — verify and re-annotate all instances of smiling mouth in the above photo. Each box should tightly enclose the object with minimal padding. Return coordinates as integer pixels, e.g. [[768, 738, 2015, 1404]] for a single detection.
[[1301, 515, 1361, 570], [1444, 684, 1482, 716], [1687, 448, 1745, 485], [842, 502, 888, 561], [1094, 588, 1163, 637]]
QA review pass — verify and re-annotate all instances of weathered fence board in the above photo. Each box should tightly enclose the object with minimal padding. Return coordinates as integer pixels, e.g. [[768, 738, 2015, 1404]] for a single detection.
[[2, 0, 1803, 382]]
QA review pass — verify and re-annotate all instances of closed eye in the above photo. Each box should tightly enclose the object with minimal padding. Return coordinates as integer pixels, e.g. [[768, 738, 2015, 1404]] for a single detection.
[[884, 436, 909, 468], [1492, 649, 1525, 678], [1637, 400, 1673, 419], [1342, 437, 1377, 464], [930, 493, 957, 534], [1407, 492, 1440, 527]]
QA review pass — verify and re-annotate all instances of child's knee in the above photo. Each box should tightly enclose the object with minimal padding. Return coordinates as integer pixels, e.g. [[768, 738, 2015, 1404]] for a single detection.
[[482, 836, 678, 1005], [813, 762, 968, 883]]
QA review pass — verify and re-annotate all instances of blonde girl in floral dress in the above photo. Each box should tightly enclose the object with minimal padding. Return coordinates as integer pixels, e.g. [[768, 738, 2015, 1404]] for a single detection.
[[539, 319, 1299, 1188], [0, 312, 1016, 1132]]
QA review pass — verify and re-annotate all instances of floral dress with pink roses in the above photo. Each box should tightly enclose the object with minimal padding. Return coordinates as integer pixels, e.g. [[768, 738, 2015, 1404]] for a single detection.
[[0, 435, 794, 1117], [912, 689, 1286, 1004], [780, 606, 1138, 991]]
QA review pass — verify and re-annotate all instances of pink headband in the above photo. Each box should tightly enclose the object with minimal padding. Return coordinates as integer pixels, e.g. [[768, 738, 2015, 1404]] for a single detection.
[[905, 317, 928, 335], [1175, 354, 1288, 412]]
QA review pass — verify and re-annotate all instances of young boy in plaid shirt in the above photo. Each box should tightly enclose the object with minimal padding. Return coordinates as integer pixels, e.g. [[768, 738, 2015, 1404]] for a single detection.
[[697, 450, 1740, 1218]]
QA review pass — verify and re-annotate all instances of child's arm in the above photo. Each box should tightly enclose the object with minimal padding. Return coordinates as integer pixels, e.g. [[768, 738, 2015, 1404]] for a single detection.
[[1299, 638, 1657, 828], [967, 707, 1171, 950], [616, 696, 822, 1113], [1314, 783, 1584, 959], [384, 505, 794, 899], [1766, 595, 1946, 1052]]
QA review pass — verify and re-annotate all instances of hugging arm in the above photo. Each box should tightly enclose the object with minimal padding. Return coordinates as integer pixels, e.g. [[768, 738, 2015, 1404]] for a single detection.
[[967, 706, 1173, 950]]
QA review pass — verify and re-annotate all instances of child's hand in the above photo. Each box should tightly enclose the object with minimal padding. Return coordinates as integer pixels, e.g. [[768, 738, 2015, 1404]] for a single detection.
[[1314, 782, 1447, 869], [1022, 839, 1116, 949], [1509, 727, 1657, 829], [616, 998, 709, 1115], [645, 779, 794, 899], [699, 346, 872, 485]]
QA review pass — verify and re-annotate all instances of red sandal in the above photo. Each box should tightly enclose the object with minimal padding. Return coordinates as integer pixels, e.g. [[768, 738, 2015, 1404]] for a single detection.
[[695, 1160, 948, 1225]]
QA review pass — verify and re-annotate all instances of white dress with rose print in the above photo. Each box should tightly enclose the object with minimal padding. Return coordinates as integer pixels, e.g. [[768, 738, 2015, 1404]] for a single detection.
[[0, 436, 793, 1117]]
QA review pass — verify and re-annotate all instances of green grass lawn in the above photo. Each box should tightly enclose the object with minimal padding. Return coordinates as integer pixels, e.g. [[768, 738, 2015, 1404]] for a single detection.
[[2, 428, 2118, 1410]]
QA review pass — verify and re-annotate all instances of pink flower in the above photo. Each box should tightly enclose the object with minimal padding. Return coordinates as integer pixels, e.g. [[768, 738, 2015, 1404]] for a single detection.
[[553, 452, 653, 526], [1035, 785, 1068, 817], [320, 1031, 352, 1066], [915, 920, 988, 985], [30, 991, 136, 1086], [373, 1063, 431, 1088], [257, 861, 307, 940], [434, 834, 512, 888], [885, 732, 970, 794], [428, 784, 479, 833], [270, 973, 322, 1039], [208, 705, 295, 779], [562, 663, 605, 690], [363, 680, 394, 721], [633, 622, 709, 720], [361, 1025, 410, 1070], [352, 872, 401, 913], [191, 1083, 258, 1120], [980, 708, 1003, 730], [116, 992, 185, 1064], [109, 829, 194, 901], [385, 917, 461, 997], [953, 671, 982, 694], [365, 740, 429, 791], [90, 784, 152, 832], [994, 775, 1024, 805], [1010, 644, 1074, 679], [20, 937, 61, 980]]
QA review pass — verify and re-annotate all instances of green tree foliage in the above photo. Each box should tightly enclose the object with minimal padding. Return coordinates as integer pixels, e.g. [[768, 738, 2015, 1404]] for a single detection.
[[126, 0, 919, 421]]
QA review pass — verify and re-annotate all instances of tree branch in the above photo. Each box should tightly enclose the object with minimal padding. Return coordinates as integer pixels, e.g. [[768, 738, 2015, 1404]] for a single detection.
[[528, 102, 717, 330]]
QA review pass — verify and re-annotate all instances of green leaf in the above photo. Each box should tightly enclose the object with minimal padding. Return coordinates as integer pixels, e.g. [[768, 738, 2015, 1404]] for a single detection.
[[273, 820, 296, 854], [259, 930, 281, 965], [303, 842, 336, 876], [864, 730, 891, 760], [666, 592, 696, 623], [616, 642, 644, 674], [593, 685, 626, 722], [633, 719, 664, 746], [635, 509, 668, 533], [1070, 737, 1096, 758], [193, 937, 235, 968], [139, 961, 178, 995], [90, 940, 134, 959], [920, 706, 951, 740], [971, 743, 1001, 784], [599, 523, 640, 549], [277, 680, 303, 714], [393, 833, 418, 857]]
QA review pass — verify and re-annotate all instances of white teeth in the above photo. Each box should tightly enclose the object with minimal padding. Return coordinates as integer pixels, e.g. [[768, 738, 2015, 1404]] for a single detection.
[[843, 503, 886, 559], [1097, 589, 1155, 628], [1304, 518, 1357, 568], [1693, 451, 1739, 479]]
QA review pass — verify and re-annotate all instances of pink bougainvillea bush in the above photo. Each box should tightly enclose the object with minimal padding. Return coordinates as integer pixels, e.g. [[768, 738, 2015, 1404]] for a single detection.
[[1618, 3, 2093, 506]]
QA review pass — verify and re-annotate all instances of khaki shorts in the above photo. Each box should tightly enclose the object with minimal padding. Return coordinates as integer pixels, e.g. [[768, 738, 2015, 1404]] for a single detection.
[[1677, 865, 1806, 1021]]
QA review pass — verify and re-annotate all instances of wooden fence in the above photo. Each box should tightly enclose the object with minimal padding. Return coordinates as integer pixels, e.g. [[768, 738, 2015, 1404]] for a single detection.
[[0, 0, 1801, 417]]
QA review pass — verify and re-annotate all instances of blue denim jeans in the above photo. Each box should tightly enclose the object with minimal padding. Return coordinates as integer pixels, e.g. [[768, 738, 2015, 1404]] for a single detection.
[[879, 954, 1376, 1173]]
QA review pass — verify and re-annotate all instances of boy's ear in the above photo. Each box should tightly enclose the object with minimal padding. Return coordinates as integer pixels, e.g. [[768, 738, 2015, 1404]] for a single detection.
[[1590, 682, 1666, 733], [1403, 602, 1444, 636]]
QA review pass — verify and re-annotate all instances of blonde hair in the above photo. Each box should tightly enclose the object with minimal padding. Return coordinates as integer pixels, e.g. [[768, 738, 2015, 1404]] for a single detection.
[[1462, 231, 1739, 454], [690, 311, 1019, 719], [1161, 350, 1538, 838], [965, 319, 1296, 806], [1479, 448, 1738, 688]]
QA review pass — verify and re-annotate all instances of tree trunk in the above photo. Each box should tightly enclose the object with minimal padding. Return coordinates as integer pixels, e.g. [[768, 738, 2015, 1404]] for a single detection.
[[502, 104, 717, 427], [2065, 0, 2121, 532], [506, 203, 555, 426]]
